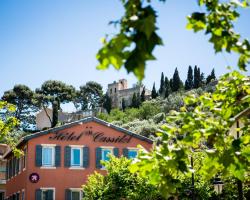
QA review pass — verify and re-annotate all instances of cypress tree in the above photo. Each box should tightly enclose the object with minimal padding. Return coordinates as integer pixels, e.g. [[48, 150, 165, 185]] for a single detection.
[[122, 98, 126, 111], [169, 78, 173, 92], [172, 68, 182, 92], [159, 72, 165, 96], [141, 87, 146, 102], [151, 83, 158, 99], [194, 65, 201, 88], [136, 92, 141, 107], [131, 93, 137, 108], [164, 77, 171, 98], [206, 68, 216, 84], [103, 93, 112, 114], [184, 66, 193, 90]]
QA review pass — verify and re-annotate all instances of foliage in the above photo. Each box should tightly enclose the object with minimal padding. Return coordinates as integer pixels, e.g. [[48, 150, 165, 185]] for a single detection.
[[35, 80, 76, 127], [1, 84, 37, 129], [0, 101, 21, 156], [75, 81, 103, 111], [131, 92, 141, 108], [96, 0, 163, 80], [194, 65, 201, 89], [130, 71, 250, 198], [137, 100, 161, 120], [141, 86, 146, 102], [83, 156, 162, 200], [187, 0, 250, 71]]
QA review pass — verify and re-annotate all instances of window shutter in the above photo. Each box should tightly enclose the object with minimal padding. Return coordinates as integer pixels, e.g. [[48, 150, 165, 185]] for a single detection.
[[95, 147, 102, 169], [114, 148, 119, 157], [64, 146, 71, 167], [6, 160, 9, 180], [35, 145, 42, 167], [65, 189, 72, 200], [16, 158, 19, 174], [10, 158, 12, 178], [16, 193, 20, 200], [83, 147, 89, 168], [55, 146, 61, 167], [123, 148, 129, 158], [47, 190, 53, 200], [35, 189, 42, 200], [13, 157, 16, 176]]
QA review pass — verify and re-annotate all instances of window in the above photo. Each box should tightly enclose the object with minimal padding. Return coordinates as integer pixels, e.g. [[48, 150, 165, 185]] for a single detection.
[[41, 189, 54, 200], [70, 189, 83, 200], [22, 147, 26, 170], [101, 148, 112, 162], [42, 146, 55, 167], [128, 149, 138, 159], [71, 147, 82, 167]]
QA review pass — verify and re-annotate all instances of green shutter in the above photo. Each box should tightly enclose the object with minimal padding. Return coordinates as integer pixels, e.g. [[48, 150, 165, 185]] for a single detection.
[[35, 145, 42, 167], [47, 190, 53, 200], [13, 157, 16, 176], [16, 158, 19, 174], [65, 189, 72, 200], [64, 146, 71, 167], [35, 189, 42, 200], [55, 146, 61, 167], [123, 148, 129, 158], [83, 147, 89, 168], [6, 160, 8, 180], [114, 148, 119, 157], [96, 147, 102, 169]]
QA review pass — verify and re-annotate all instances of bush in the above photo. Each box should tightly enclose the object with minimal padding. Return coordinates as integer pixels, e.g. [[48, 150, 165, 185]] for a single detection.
[[82, 156, 163, 200]]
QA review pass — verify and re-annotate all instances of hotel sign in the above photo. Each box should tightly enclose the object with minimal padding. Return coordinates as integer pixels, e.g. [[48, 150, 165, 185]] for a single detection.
[[49, 127, 132, 143]]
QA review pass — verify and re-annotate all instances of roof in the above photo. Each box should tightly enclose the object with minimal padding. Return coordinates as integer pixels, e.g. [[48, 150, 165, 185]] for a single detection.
[[4, 117, 153, 158]]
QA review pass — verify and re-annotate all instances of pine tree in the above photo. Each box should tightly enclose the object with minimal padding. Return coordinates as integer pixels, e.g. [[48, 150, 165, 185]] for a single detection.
[[151, 83, 158, 99], [184, 66, 193, 90], [164, 77, 171, 98], [194, 65, 201, 88], [141, 87, 146, 102], [159, 72, 165, 96], [172, 68, 183, 92]]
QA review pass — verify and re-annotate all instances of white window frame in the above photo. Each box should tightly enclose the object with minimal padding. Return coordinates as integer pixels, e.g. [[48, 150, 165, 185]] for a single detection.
[[69, 145, 84, 169], [41, 144, 56, 168], [100, 147, 114, 169], [69, 188, 83, 200], [21, 189, 25, 200], [40, 187, 55, 200]]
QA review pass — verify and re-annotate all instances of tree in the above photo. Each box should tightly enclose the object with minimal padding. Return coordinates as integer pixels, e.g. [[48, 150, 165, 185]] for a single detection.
[[0, 101, 20, 155], [151, 83, 158, 99], [193, 65, 201, 88], [75, 81, 103, 111], [159, 72, 165, 97], [83, 156, 162, 200], [131, 93, 140, 108], [141, 87, 146, 102], [206, 68, 216, 84], [102, 93, 112, 114], [164, 77, 171, 98], [1, 84, 37, 129], [131, 71, 250, 198], [122, 98, 126, 111], [172, 68, 183, 92], [184, 66, 193, 90], [36, 80, 76, 127]]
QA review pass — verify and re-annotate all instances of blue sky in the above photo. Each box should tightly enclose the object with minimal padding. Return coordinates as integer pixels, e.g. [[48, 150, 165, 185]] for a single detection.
[[0, 0, 249, 111]]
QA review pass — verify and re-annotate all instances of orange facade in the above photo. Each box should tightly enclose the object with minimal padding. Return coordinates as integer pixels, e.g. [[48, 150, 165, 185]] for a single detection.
[[4, 117, 153, 200]]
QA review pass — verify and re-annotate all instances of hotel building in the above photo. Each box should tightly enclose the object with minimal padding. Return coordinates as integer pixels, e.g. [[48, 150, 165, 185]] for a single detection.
[[4, 117, 153, 200]]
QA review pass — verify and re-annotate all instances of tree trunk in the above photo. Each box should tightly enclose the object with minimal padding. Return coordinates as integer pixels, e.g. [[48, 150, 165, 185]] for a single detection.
[[52, 101, 59, 128]]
